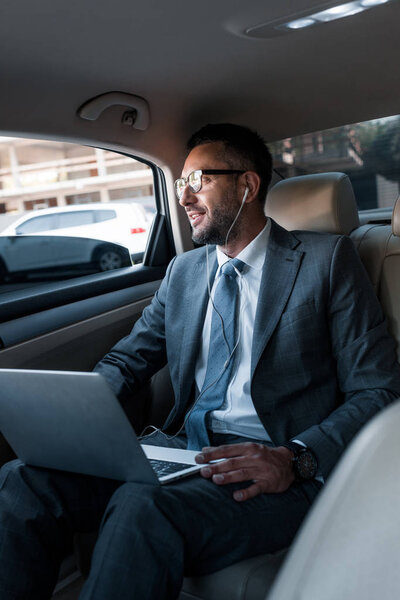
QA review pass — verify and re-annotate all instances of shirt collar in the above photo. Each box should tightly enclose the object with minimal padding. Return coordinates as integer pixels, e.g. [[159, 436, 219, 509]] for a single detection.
[[216, 218, 270, 271]]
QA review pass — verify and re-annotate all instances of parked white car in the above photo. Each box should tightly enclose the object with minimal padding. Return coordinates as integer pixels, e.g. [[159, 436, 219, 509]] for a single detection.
[[0, 235, 132, 282], [0, 202, 150, 262]]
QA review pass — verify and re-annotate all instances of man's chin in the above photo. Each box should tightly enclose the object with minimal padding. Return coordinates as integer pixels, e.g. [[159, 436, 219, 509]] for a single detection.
[[191, 227, 225, 246], [191, 229, 206, 245]]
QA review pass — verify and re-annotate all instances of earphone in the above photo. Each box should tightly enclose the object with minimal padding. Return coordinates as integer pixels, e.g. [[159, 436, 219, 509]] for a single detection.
[[139, 186, 249, 442]]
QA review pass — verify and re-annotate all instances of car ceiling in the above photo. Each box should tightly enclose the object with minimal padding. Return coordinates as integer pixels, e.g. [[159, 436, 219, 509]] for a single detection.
[[0, 0, 399, 167]]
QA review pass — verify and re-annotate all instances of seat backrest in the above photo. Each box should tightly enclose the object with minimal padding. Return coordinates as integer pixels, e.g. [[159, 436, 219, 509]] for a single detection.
[[266, 398, 400, 600], [266, 173, 400, 361], [351, 196, 400, 360]]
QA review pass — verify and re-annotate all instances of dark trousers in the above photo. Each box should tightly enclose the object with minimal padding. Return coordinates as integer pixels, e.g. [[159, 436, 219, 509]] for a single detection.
[[0, 431, 321, 599]]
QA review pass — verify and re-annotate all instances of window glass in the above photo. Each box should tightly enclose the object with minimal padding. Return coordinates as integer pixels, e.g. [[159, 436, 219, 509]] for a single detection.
[[57, 211, 95, 228], [16, 214, 56, 234], [269, 114, 400, 210], [94, 210, 117, 223], [0, 137, 156, 293]]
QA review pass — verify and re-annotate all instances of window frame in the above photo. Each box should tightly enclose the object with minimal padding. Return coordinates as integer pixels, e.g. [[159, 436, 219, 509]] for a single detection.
[[0, 144, 176, 335]]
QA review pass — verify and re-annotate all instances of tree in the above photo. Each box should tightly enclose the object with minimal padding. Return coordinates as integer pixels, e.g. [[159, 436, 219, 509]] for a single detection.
[[352, 117, 400, 190]]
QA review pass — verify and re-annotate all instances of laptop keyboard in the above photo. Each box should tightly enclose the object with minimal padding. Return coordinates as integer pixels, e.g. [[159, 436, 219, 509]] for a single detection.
[[149, 458, 193, 478]]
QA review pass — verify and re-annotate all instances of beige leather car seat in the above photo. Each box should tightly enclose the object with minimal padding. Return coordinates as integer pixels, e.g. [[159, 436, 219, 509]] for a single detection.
[[268, 173, 400, 361], [266, 397, 400, 600], [351, 195, 400, 360], [265, 182, 400, 600]]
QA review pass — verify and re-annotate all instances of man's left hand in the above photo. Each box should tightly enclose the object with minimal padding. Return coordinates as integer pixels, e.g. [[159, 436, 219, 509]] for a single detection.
[[196, 442, 295, 502]]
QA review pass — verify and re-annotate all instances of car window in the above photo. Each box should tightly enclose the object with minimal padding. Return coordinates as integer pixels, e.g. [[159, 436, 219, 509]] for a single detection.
[[16, 214, 56, 234], [269, 114, 400, 210], [94, 210, 117, 223], [56, 211, 95, 228], [0, 137, 159, 293]]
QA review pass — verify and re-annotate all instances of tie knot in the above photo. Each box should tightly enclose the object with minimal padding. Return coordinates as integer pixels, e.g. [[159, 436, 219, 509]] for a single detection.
[[220, 258, 245, 279]]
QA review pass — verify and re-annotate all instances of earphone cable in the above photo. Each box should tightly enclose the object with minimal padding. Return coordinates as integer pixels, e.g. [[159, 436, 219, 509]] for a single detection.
[[139, 187, 249, 442]]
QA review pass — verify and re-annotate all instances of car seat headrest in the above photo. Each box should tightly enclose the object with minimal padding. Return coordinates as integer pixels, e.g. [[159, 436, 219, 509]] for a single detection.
[[265, 172, 360, 236]]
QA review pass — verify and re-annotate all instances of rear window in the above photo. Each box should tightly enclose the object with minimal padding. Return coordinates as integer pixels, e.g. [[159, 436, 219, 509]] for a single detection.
[[16, 214, 55, 234], [94, 210, 116, 223], [269, 114, 400, 210], [56, 211, 95, 228]]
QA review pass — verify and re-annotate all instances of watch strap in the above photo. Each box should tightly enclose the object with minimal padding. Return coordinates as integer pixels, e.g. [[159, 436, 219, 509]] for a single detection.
[[283, 441, 305, 455]]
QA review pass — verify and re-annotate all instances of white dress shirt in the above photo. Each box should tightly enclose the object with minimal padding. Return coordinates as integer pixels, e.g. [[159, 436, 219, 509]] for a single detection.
[[195, 220, 272, 441]]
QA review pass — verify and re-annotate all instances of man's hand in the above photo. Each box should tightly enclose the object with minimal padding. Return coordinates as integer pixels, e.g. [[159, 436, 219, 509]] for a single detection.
[[196, 442, 295, 502]]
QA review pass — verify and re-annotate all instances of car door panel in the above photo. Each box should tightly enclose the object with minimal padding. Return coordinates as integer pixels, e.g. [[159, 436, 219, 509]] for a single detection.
[[0, 279, 161, 351], [0, 270, 165, 467], [0, 294, 155, 371]]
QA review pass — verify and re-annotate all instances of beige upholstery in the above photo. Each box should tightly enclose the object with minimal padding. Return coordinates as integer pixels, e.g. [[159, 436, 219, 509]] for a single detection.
[[266, 172, 360, 235], [180, 551, 286, 600], [351, 195, 400, 360], [267, 194, 400, 600], [392, 196, 400, 236], [266, 174, 400, 360], [350, 224, 392, 293], [267, 399, 400, 600]]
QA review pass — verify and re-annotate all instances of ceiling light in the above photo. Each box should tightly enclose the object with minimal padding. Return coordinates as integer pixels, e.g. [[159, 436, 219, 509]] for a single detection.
[[285, 18, 316, 29], [242, 0, 393, 38], [313, 2, 365, 21], [360, 0, 389, 5], [320, 2, 358, 13]]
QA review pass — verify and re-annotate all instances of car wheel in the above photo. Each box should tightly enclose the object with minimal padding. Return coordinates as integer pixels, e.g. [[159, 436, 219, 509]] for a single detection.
[[94, 247, 124, 271]]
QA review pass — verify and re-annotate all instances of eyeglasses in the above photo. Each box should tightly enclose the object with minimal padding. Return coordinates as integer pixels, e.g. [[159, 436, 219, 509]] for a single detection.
[[174, 169, 245, 200]]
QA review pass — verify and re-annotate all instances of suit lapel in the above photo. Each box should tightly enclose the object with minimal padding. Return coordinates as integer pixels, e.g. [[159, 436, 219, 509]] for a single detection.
[[251, 221, 304, 378], [175, 225, 304, 400]]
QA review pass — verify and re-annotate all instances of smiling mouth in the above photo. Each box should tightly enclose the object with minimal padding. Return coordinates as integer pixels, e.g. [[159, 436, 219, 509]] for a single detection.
[[187, 212, 205, 226]]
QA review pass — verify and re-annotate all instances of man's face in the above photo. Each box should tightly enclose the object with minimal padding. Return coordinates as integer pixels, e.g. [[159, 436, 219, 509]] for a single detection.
[[179, 142, 244, 246]]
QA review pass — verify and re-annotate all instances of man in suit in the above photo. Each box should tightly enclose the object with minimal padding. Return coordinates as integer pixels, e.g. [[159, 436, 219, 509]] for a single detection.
[[0, 123, 400, 599]]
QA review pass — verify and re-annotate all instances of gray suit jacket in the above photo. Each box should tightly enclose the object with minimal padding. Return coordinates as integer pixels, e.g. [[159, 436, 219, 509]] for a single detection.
[[96, 220, 400, 479]]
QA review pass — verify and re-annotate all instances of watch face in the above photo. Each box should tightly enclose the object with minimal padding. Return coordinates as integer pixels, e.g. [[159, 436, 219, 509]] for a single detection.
[[296, 450, 318, 480]]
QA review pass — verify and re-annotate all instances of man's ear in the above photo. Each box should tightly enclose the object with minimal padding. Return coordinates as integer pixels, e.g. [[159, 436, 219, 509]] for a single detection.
[[242, 171, 261, 203]]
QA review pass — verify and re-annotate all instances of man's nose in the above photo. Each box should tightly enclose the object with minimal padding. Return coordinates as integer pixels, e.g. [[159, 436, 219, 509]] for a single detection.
[[178, 184, 195, 207]]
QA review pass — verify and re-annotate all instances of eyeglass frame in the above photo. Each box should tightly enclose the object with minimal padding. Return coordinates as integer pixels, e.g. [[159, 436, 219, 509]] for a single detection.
[[174, 169, 245, 200]]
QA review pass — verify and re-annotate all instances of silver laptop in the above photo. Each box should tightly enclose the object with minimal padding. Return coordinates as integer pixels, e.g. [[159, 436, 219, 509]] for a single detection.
[[0, 369, 202, 484]]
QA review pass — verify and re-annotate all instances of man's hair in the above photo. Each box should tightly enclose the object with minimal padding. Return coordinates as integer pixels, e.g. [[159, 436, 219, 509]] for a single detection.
[[187, 123, 273, 203]]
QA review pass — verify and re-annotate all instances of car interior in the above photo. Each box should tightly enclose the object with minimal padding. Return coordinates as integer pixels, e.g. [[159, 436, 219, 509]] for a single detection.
[[0, 0, 400, 598]]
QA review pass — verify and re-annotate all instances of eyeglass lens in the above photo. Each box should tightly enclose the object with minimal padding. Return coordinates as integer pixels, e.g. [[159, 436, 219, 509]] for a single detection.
[[175, 170, 202, 199]]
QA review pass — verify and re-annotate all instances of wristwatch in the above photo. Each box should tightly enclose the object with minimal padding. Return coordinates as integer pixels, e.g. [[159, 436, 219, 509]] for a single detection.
[[283, 441, 318, 481]]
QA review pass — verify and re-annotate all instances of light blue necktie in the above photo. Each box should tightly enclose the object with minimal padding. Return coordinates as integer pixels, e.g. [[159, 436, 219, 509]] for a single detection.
[[186, 258, 245, 450]]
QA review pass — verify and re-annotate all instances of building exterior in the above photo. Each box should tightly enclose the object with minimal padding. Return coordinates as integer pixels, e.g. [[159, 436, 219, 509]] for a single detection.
[[0, 138, 154, 221]]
